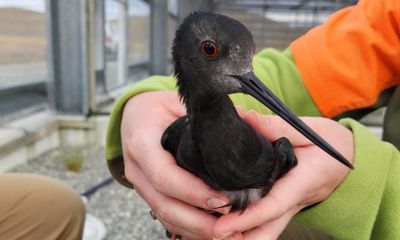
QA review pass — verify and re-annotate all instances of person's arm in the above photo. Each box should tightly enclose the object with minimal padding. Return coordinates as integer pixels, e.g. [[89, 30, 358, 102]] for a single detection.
[[294, 119, 400, 240], [290, 0, 400, 118], [106, 75, 176, 169]]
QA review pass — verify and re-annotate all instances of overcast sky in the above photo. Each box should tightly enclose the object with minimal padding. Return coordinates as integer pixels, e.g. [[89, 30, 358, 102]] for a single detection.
[[0, 0, 45, 12], [0, 0, 324, 25], [0, 0, 152, 17]]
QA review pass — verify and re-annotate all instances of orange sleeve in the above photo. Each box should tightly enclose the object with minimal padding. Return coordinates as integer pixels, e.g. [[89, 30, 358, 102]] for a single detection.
[[290, 0, 400, 118]]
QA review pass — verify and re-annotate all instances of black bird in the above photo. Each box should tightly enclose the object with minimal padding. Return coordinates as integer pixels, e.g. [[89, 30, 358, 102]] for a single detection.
[[162, 11, 352, 212]]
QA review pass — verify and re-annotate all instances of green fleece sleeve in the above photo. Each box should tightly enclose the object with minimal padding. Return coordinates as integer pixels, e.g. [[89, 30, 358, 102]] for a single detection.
[[294, 118, 400, 240], [105, 48, 320, 161], [105, 75, 177, 160]]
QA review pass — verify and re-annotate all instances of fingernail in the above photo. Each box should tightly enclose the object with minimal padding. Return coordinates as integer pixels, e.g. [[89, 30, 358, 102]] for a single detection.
[[207, 198, 228, 210], [213, 231, 233, 240]]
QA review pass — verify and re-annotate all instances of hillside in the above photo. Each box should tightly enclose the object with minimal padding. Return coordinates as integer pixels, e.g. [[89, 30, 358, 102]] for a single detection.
[[0, 8, 47, 64]]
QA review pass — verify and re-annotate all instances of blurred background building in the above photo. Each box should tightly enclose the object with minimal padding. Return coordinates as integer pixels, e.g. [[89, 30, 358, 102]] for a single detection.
[[0, 0, 358, 122]]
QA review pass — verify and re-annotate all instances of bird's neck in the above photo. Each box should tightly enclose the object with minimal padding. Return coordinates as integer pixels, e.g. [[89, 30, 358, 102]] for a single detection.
[[186, 93, 222, 114], [177, 74, 242, 139], [177, 73, 221, 111], [187, 94, 241, 141]]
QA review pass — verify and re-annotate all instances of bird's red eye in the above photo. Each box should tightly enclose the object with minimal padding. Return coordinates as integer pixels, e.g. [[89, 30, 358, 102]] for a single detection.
[[200, 40, 218, 59]]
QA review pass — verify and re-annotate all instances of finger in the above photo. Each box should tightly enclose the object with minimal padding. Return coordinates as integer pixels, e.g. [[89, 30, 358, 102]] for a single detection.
[[124, 127, 230, 213], [242, 207, 299, 240], [243, 111, 313, 146], [159, 218, 203, 240], [127, 91, 186, 118], [154, 200, 217, 239], [123, 92, 186, 138], [213, 232, 244, 240], [235, 106, 246, 116], [124, 158, 217, 239], [159, 91, 187, 117]]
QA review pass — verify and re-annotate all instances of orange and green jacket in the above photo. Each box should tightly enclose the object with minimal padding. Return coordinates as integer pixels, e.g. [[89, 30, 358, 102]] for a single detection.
[[291, 0, 400, 117], [105, 0, 400, 239]]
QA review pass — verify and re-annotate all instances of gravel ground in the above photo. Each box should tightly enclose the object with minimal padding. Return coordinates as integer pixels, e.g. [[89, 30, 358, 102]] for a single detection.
[[10, 145, 166, 240]]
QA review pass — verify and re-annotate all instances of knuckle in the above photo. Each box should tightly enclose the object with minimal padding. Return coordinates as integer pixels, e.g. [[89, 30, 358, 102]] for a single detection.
[[191, 222, 209, 236], [125, 134, 154, 163], [161, 222, 177, 237], [151, 169, 167, 192], [262, 116, 289, 140], [127, 131, 146, 152], [319, 186, 333, 200], [184, 181, 202, 206], [155, 204, 172, 223], [122, 135, 141, 158], [266, 195, 287, 219], [275, 119, 289, 136], [122, 165, 134, 184]]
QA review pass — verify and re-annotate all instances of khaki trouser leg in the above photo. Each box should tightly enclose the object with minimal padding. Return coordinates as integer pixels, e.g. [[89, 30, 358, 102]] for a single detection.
[[280, 222, 333, 240], [0, 173, 86, 240]]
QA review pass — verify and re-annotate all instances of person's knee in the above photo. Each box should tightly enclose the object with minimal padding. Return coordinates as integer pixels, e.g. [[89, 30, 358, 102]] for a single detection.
[[28, 174, 86, 224], [0, 173, 86, 239]]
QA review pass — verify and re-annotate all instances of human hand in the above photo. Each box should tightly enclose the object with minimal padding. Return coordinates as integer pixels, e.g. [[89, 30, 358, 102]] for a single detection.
[[120, 91, 231, 240], [212, 110, 354, 240]]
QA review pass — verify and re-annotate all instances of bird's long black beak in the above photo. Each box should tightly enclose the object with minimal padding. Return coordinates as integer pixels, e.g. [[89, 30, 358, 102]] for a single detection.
[[234, 72, 353, 169]]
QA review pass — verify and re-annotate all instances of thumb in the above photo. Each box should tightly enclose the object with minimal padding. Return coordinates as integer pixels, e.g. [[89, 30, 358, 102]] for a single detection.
[[242, 207, 300, 240], [243, 110, 314, 146]]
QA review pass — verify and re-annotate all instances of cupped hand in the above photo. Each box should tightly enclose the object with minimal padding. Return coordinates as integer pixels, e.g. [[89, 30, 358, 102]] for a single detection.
[[212, 110, 354, 240], [121, 91, 230, 240]]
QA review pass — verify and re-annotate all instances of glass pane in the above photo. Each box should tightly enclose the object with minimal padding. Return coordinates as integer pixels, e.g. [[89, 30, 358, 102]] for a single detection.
[[105, 0, 126, 89], [128, 0, 150, 65], [0, 0, 48, 89], [0, 0, 48, 122], [167, 0, 178, 62]]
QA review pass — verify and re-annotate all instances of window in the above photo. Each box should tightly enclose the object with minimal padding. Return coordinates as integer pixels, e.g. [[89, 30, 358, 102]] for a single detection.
[[0, 0, 48, 122]]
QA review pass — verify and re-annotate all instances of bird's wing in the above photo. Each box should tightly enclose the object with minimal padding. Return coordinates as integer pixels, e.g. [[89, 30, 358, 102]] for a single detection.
[[161, 116, 220, 190], [161, 116, 189, 156]]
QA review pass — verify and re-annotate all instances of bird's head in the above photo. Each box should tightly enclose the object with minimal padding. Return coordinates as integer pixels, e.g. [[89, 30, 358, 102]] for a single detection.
[[173, 11, 255, 101]]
